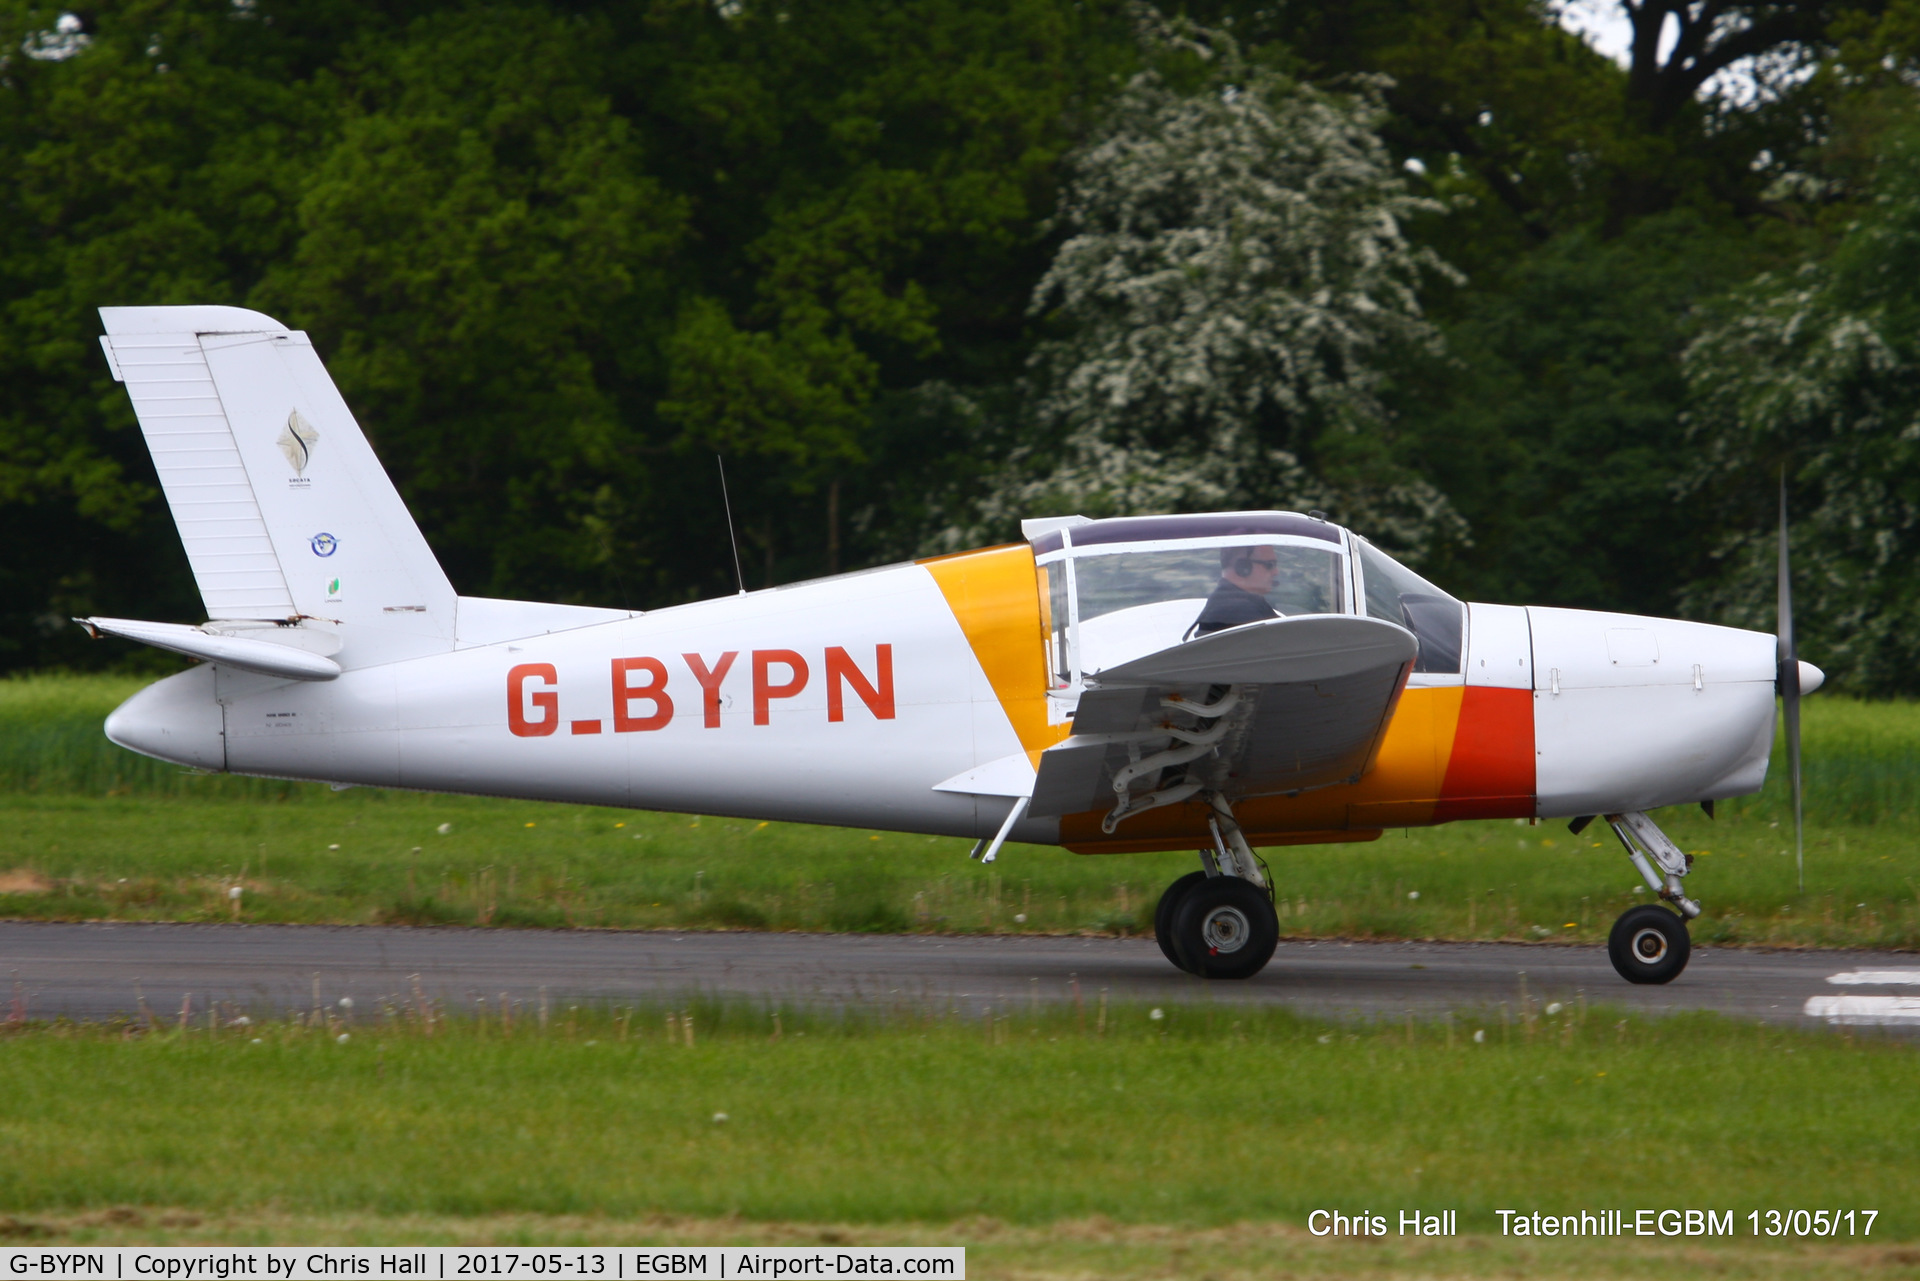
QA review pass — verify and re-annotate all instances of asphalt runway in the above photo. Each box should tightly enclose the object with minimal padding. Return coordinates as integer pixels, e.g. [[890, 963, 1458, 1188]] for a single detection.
[[2, 920, 1916, 1030]]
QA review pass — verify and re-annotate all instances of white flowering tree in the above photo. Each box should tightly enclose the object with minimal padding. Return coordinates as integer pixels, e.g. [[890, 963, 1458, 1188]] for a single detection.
[[967, 9, 1463, 560], [1681, 126, 1920, 693], [1683, 272, 1920, 694]]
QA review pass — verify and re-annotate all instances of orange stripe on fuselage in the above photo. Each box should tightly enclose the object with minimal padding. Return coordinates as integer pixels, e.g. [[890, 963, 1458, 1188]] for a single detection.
[[921, 544, 1066, 760]]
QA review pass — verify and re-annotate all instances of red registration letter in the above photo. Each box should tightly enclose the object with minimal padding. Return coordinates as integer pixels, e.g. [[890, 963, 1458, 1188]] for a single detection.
[[752, 650, 809, 725], [612, 657, 673, 732], [825, 644, 895, 722], [508, 663, 558, 737], [682, 651, 739, 728]]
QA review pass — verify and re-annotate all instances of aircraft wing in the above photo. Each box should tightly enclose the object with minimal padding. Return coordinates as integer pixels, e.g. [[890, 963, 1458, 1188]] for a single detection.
[[1027, 615, 1417, 821]]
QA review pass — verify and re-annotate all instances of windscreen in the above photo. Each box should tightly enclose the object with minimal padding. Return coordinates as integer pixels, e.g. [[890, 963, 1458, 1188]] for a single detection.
[[1357, 540, 1463, 674]]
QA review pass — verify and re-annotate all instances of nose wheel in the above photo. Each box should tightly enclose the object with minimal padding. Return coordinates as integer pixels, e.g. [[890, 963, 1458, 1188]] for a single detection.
[[1607, 904, 1691, 984], [1591, 810, 1701, 984]]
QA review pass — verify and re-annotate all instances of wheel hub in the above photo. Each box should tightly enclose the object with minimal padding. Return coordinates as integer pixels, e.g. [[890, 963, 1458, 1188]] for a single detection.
[[1630, 926, 1669, 964], [1200, 905, 1250, 954]]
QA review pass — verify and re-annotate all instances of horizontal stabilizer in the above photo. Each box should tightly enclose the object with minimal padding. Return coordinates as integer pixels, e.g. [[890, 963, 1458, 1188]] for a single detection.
[[77, 616, 341, 682]]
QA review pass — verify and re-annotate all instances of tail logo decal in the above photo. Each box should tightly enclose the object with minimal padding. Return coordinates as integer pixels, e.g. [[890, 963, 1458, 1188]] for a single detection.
[[309, 532, 339, 557], [277, 409, 319, 476]]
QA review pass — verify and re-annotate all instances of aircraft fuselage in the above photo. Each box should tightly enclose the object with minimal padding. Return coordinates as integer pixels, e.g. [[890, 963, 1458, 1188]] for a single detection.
[[107, 542, 1782, 852]]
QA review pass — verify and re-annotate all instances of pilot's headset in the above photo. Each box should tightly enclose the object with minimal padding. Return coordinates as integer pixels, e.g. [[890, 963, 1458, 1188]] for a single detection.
[[1222, 545, 1259, 578]]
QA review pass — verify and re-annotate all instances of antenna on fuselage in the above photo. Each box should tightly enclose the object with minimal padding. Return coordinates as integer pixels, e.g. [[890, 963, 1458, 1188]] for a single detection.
[[717, 455, 747, 596]]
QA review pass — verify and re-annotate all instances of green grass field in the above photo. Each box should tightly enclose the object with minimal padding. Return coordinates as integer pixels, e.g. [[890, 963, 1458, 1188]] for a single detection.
[[0, 674, 1916, 948], [11, 1215, 1916, 1281], [6, 674, 1920, 1270], [0, 1004, 1916, 1273]]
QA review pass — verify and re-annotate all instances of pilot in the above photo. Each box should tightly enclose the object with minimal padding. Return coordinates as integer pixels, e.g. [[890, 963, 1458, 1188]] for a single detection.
[[1188, 544, 1282, 638]]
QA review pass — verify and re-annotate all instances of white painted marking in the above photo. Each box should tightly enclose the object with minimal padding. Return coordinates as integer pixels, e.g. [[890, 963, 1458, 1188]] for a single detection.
[[1803, 995, 1920, 1025], [1825, 970, 1920, 986]]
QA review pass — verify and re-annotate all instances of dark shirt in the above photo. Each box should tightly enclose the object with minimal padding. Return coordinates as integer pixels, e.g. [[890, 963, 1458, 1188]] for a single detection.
[[1188, 579, 1278, 638]]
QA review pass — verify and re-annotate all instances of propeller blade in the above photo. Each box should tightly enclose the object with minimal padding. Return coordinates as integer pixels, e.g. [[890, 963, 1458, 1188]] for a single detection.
[[1778, 469, 1804, 892]]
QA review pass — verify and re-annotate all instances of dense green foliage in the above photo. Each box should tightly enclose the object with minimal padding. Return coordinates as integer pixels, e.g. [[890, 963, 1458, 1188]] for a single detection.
[[7, 0, 1920, 688]]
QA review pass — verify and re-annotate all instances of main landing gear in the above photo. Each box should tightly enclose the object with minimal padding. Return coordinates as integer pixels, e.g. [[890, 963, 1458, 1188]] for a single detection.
[[1589, 810, 1700, 985], [1153, 795, 1279, 980]]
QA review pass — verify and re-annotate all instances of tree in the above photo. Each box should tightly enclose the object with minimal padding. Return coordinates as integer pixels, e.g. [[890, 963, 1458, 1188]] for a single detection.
[[0, 0, 1134, 659], [1393, 210, 1755, 612], [1227, 0, 1843, 610], [1682, 116, 1920, 693], [1618, 0, 1870, 131], [0, 0, 360, 666], [1238, 0, 1890, 240], [620, 0, 1131, 583], [964, 11, 1463, 561], [253, 6, 686, 602]]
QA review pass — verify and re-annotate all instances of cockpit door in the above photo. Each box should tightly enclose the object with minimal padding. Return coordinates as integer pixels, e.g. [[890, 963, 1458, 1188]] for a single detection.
[[1028, 512, 1359, 726], [1039, 535, 1353, 721]]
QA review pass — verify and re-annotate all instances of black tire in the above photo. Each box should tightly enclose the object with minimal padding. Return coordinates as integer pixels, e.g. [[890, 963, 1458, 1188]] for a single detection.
[[1170, 876, 1279, 980], [1608, 904, 1691, 985], [1154, 872, 1209, 972]]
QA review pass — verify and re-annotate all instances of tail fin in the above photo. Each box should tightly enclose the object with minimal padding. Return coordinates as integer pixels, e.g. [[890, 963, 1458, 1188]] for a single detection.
[[99, 306, 455, 665]]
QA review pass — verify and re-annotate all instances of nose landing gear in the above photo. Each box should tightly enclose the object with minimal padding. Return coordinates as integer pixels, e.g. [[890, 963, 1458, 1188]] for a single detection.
[[1151, 795, 1279, 980], [1600, 810, 1699, 984]]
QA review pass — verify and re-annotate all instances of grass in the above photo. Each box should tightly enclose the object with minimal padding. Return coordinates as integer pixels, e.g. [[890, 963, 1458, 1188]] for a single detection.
[[9, 1214, 1920, 1281], [1, 674, 1919, 947], [7, 673, 1920, 1273], [0, 1002, 1916, 1269]]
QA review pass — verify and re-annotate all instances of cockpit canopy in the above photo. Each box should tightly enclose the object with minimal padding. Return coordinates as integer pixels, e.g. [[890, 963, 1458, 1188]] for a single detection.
[[1025, 511, 1463, 692]]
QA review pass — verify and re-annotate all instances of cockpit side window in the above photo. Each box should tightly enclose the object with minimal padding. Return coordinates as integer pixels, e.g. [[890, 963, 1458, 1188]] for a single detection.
[[1038, 539, 1346, 681], [1356, 540, 1464, 675]]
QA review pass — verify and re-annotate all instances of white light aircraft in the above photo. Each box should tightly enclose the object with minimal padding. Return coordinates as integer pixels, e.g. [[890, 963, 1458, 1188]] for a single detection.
[[84, 306, 1823, 985]]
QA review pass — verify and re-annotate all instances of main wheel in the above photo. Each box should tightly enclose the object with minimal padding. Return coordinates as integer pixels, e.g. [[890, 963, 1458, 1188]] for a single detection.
[[1608, 904, 1691, 984], [1154, 872, 1209, 972], [1170, 877, 1279, 980]]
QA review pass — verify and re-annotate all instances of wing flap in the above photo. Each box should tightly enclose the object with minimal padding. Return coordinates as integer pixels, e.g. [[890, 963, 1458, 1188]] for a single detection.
[[1094, 613, 1415, 687], [1028, 615, 1416, 821]]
